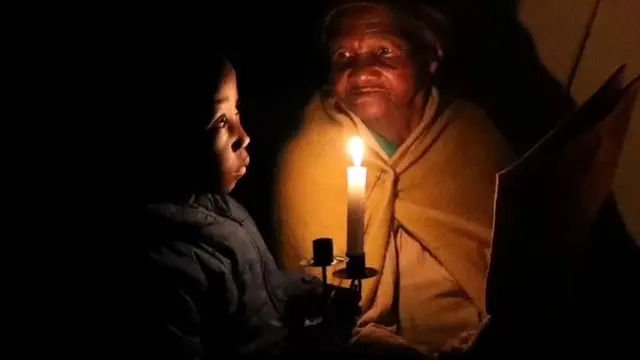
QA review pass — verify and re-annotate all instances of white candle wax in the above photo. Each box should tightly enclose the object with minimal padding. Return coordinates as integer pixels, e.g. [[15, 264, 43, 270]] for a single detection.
[[347, 166, 366, 255], [347, 136, 366, 255]]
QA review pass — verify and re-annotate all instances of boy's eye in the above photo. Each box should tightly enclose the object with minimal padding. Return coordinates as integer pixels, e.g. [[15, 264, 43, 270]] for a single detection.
[[207, 114, 228, 130], [215, 115, 229, 129]]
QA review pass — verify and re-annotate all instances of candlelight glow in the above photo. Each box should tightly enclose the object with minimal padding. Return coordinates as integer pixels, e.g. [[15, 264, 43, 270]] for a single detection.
[[348, 136, 364, 167]]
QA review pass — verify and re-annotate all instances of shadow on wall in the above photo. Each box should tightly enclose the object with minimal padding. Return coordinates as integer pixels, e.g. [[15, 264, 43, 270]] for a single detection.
[[427, 0, 639, 291], [429, 0, 577, 156]]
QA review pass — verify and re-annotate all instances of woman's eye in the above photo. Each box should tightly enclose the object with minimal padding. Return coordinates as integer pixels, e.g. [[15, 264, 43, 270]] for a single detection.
[[376, 47, 392, 56], [333, 50, 352, 61]]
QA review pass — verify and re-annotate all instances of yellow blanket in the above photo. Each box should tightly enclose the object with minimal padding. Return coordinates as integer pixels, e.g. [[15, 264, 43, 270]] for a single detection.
[[275, 89, 515, 347]]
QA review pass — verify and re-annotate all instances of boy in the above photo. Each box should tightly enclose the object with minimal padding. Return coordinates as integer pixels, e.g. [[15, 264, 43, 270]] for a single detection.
[[140, 55, 359, 359]]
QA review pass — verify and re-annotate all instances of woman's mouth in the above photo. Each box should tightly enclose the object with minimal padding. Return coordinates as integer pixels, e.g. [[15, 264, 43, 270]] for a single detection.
[[352, 87, 385, 94]]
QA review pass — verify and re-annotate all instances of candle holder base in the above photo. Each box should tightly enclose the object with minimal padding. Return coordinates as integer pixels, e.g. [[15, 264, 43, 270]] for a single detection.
[[332, 266, 379, 280], [300, 255, 346, 287], [332, 266, 378, 295], [332, 253, 379, 295], [332, 253, 379, 280], [299, 256, 347, 268]]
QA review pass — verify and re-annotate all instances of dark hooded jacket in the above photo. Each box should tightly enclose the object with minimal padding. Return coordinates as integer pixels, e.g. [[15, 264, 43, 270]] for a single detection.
[[141, 193, 323, 359]]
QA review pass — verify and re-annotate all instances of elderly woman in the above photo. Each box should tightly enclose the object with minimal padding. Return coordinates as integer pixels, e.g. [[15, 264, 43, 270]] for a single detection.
[[274, 0, 515, 356]]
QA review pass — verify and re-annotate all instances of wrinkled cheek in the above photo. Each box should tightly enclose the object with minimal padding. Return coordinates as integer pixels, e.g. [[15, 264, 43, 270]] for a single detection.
[[378, 56, 409, 70], [330, 73, 348, 97], [388, 70, 417, 102]]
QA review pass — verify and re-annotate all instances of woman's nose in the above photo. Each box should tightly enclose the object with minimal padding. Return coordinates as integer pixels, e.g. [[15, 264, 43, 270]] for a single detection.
[[350, 66, 377, 83], [347, 56, 381, 83]]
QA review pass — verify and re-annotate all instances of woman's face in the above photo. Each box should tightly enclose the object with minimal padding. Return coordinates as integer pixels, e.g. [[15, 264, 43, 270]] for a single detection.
[[207, 62, 250, 193], [329, 6, 418, 122]]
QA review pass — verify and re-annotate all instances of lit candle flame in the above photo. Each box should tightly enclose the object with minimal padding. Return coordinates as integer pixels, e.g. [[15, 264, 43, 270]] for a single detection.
[[348, 136, 364, 167]]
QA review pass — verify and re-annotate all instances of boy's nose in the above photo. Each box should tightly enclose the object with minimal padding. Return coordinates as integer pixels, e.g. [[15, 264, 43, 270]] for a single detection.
[[232, 124, 250, 152]]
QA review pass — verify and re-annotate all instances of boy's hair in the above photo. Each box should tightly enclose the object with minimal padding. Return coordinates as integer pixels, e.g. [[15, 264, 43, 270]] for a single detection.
[[138, 26, 229, 203]]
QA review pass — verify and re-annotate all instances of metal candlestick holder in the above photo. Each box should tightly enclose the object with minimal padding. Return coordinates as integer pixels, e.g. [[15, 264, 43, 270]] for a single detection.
[[299, 238, 346, 286], [332, 253, 379, 294]]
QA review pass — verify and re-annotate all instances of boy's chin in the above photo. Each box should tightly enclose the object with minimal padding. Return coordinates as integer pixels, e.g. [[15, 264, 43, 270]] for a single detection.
[[221, 184, 234, 194], [222, 179, 240, 194]]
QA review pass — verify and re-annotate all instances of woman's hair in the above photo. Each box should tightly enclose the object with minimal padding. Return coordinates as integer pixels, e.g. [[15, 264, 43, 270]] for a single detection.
[[322, 0, 451, 67]]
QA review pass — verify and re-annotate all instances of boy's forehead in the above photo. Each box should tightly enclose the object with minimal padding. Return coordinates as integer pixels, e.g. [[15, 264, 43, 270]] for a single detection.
[[215, 67, 237, 102]]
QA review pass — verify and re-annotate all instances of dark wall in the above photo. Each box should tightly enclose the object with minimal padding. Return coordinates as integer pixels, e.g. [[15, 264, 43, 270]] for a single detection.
[[217, 2, 331, 250]]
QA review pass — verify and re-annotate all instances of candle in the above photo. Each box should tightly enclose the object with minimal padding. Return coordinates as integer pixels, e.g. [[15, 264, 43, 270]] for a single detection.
[[347, 136, 366, 255]]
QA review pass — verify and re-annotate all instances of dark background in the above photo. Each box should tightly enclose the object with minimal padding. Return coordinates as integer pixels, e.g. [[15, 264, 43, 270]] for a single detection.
[[217, 2, 333, 252]]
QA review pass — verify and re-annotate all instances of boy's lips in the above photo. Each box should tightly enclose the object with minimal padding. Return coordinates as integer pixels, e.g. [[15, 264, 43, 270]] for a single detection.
[[234, 157, 250, 176], [234, 168, 246, 177]]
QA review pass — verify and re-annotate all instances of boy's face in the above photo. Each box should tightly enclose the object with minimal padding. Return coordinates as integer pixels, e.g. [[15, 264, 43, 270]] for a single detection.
[[208, 63, 250, 193]]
